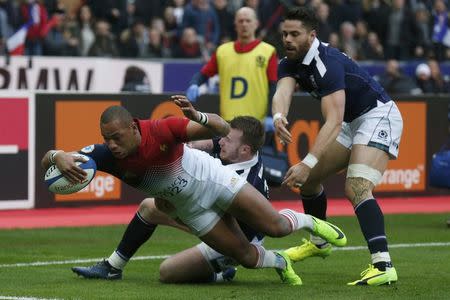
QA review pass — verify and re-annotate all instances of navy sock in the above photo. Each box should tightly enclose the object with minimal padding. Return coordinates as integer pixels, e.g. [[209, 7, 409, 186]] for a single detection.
[[116, 211, 157, 259], [354, 199, 389, 255], [301, 189, 327, 220]]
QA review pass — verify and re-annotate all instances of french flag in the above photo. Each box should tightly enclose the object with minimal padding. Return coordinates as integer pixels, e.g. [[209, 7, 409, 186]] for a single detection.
[[6, 3, 40, 55], [6, 25, 29, 55]]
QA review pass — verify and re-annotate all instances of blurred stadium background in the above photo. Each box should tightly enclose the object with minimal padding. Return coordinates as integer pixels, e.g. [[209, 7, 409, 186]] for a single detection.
[[1, 0, 450, 299]]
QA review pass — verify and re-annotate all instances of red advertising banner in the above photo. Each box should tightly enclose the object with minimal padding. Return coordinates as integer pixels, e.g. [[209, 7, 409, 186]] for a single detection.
[[0, 95, 33, 209]]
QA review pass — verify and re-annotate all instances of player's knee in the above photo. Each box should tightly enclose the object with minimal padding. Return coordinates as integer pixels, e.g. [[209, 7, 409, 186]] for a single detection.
[[138, 198, 157, 220], [159, 259, 176, 283], [345, 164, 380, 205]]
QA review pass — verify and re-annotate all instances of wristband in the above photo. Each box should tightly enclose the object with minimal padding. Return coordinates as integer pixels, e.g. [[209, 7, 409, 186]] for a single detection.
[[197, 111, 209, 125], [302, 153, 318, 169], [273, 113, 284, 123], [49, 150, 63, 164]]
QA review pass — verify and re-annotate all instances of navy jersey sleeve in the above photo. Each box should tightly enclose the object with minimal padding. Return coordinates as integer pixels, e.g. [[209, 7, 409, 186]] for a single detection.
[[277, 58, 296, 81], [78, 144, 119, 176], [317, 56, 346, 97]]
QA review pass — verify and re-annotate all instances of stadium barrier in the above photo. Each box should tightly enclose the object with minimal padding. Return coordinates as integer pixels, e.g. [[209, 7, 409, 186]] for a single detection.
[[29, 93, 450, 208], [0, 92, 448, 209], [2, 56, 450, 94], [0, 56, 163, 93]]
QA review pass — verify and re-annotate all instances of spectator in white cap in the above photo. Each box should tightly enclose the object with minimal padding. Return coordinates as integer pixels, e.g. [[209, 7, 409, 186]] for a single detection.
[[415, 63, 433, 93]]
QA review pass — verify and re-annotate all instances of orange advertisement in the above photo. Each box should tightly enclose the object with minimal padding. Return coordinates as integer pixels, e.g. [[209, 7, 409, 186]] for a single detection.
[[55, 101, 122, 201], [150, 101, 184, 119], [376, 102, 426, 191]]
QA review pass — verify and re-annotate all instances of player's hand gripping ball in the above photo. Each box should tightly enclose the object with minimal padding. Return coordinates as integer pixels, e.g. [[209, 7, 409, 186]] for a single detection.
[[45, 154, 97, 194]]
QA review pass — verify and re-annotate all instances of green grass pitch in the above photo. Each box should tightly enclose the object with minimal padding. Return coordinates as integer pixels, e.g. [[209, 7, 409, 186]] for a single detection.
[[0, 213, 449, 299]]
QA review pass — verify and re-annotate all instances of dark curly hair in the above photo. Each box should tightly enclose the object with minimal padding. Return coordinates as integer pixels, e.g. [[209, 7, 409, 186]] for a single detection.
[[284, 7, 318, 32]]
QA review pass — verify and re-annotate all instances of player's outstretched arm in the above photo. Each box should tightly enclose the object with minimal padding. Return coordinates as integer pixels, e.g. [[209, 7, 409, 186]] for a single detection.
[[272, 77, 296, 144], [282, 90, 345, 188], [172, 94, 230, 141], [41, 150, 88, 183]]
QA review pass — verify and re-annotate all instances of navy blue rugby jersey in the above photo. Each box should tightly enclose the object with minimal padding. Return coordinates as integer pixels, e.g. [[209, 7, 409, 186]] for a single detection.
[[278, 38, 391, 122], [212, 138, 268, 199]]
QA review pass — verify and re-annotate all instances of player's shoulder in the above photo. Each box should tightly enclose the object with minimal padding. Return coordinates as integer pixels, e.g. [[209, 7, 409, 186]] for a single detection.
[[217, 41, 234, 52], [151, 116, 188, 128], [319, 42, 351, 66], [259, 41, 276, 52], [317, 43, 339, 61]]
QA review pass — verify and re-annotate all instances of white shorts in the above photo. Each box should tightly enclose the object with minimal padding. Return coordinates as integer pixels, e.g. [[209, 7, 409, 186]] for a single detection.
[[196, 236, 264, 272], [169, 146, 247, 236], [337, 101, 403, 159]]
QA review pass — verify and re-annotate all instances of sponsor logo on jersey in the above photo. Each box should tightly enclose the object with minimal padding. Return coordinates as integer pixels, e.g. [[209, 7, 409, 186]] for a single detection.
[[81, 144, 95, 153], [160, 144, 168, 152], [256, 55, 266, 68], [229, 176, 238, 188]]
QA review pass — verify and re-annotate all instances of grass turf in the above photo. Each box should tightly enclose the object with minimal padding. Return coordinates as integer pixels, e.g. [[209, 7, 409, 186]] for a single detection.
[[0, 213, 449, 299]]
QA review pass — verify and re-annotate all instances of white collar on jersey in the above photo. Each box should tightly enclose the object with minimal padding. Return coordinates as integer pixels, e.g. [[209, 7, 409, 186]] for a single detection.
[[302, 38, 320, 66], [301, 37, 327, 77], [225, 152, 259, 172]]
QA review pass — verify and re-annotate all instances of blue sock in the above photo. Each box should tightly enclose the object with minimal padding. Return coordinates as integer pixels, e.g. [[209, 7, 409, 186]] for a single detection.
[[354, 199, 389, 255], [116, 211, 157, 259], [302, 189, 328, 247], [301, 189, 327, 220]]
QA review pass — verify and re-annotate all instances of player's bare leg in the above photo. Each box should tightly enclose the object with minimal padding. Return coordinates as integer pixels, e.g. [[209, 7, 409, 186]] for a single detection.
[[159, 247, 216, 283], [159, 214, 239, 283], [198, 213, 301, 285], [346, 144, 397, 286]]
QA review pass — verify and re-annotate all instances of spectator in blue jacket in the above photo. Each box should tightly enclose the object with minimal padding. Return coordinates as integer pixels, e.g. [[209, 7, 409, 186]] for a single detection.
[[180, 0, 220, 55]]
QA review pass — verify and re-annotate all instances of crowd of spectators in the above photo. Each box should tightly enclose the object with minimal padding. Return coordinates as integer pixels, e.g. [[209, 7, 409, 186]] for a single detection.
[[0, 0, 450, 93]]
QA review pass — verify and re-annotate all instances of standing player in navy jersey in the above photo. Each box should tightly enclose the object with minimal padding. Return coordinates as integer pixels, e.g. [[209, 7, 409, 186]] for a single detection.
[[71, 116, 269, 283], [272, 7, 402, 286], [42, 95, 347, 286]]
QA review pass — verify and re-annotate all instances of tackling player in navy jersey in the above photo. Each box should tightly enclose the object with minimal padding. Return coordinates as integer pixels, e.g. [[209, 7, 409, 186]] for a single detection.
[[71, 116, 268, 283], [42, 95, 348, 286], [272, 7, 402, 286]]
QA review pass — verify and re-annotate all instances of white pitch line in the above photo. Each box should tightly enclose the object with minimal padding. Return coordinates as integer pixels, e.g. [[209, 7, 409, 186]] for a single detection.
[[0, 145, 19, 154], [0, 297, 62, 300], [0, 241, 449, 269], [0, 255, 170, 268], [334, 241, 450, 251]]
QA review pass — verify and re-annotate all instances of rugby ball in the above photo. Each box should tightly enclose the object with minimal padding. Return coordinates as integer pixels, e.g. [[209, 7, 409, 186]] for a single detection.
[[45, 154, 97, 194]]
